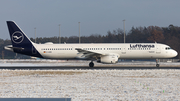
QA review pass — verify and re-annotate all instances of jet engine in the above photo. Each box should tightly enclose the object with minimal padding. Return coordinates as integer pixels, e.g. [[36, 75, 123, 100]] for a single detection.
[[97, 53, 119, 64]]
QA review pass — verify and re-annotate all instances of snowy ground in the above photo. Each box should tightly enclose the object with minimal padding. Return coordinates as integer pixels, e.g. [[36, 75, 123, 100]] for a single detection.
[[0, 69, 180, 101]]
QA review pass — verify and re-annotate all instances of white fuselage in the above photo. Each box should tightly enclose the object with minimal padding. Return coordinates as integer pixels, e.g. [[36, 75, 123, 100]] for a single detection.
[[5, 21, 178, 67], [33, 43, 177, 59]]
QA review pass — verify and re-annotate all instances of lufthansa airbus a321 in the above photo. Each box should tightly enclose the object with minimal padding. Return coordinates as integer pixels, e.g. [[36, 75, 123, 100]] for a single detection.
[[4, 21, 178, 67]]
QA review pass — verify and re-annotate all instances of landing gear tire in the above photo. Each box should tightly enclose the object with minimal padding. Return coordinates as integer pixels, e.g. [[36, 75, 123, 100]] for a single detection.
[[89, 62, 94, 67], [156, 64, 159, 67]]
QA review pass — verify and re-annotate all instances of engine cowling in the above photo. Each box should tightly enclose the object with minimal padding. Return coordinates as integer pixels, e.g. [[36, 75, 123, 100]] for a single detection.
[[97, 53, 119, 64]]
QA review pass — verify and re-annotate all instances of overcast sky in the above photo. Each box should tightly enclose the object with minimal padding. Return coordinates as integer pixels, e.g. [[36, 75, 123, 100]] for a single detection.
[[0, 0, 180, 39]]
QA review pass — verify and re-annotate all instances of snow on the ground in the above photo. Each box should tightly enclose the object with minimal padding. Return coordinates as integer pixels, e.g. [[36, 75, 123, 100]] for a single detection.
[[0, 69, 180, 101]]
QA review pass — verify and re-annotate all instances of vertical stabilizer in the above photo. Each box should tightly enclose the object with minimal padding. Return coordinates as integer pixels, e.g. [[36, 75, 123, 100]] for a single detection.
[[6, 21, 43, 58], [7, 21, 33, 47]]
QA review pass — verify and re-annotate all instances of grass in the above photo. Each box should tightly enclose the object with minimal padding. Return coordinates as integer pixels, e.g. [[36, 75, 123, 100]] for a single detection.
[[0, 70, 87, 77]]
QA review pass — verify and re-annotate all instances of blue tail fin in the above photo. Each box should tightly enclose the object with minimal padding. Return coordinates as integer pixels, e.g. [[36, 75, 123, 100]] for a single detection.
[[6, 21, 43, 58], [7, 21, 33, 47]]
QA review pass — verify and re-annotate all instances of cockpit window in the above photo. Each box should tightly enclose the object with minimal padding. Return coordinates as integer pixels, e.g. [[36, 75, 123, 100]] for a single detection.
[[165, 47, 172, 50]]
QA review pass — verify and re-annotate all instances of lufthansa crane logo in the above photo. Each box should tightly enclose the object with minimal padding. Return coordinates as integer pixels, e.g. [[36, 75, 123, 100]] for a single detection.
[[12, 31, 24, 44]]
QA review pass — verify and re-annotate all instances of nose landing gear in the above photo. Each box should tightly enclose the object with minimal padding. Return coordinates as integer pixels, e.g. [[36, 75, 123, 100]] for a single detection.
[[156, 59, 160, 67]]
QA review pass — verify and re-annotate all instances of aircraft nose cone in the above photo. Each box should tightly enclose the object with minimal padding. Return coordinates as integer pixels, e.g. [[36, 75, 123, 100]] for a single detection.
[[175, 51, 178, 56], [173, 50, 178, 57]]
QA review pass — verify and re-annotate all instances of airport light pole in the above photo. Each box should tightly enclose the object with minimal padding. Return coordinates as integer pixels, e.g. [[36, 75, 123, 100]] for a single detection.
[[59, 24, 61, 43], [79, 22, 80, 43], [123, 20, 126, 43], [34, 27, 36, 43]]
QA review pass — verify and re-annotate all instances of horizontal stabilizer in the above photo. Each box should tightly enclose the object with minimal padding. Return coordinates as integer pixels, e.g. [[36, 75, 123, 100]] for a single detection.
[[7, 46, 24, 50], [4, 45, 24, 52]]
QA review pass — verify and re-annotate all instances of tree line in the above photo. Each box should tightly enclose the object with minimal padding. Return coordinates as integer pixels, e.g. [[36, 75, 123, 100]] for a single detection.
[[0, 24, 180, 59]]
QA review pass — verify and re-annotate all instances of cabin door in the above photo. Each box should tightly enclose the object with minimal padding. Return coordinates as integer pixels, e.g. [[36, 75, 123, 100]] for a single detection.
[[156, 44, 161, 54], [32, 46, 37, 54], [122, 47, 126, 54]]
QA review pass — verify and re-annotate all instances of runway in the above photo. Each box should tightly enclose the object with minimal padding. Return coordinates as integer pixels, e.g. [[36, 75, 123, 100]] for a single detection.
[[1, 59, 180, 70], [0, 66, 180, 70]]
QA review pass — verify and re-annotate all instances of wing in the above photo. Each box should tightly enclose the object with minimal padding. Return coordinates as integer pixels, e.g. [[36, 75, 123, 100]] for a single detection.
[[75, 48, 106, 59]]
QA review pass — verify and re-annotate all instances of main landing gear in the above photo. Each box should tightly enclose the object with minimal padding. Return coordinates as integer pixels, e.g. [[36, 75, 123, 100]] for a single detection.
[[89, 61, 94, 67], [156, 59, 160, 67]]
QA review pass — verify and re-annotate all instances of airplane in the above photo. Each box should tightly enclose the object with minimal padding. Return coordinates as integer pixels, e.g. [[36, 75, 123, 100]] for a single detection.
[[4, 21, 178, 67]]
